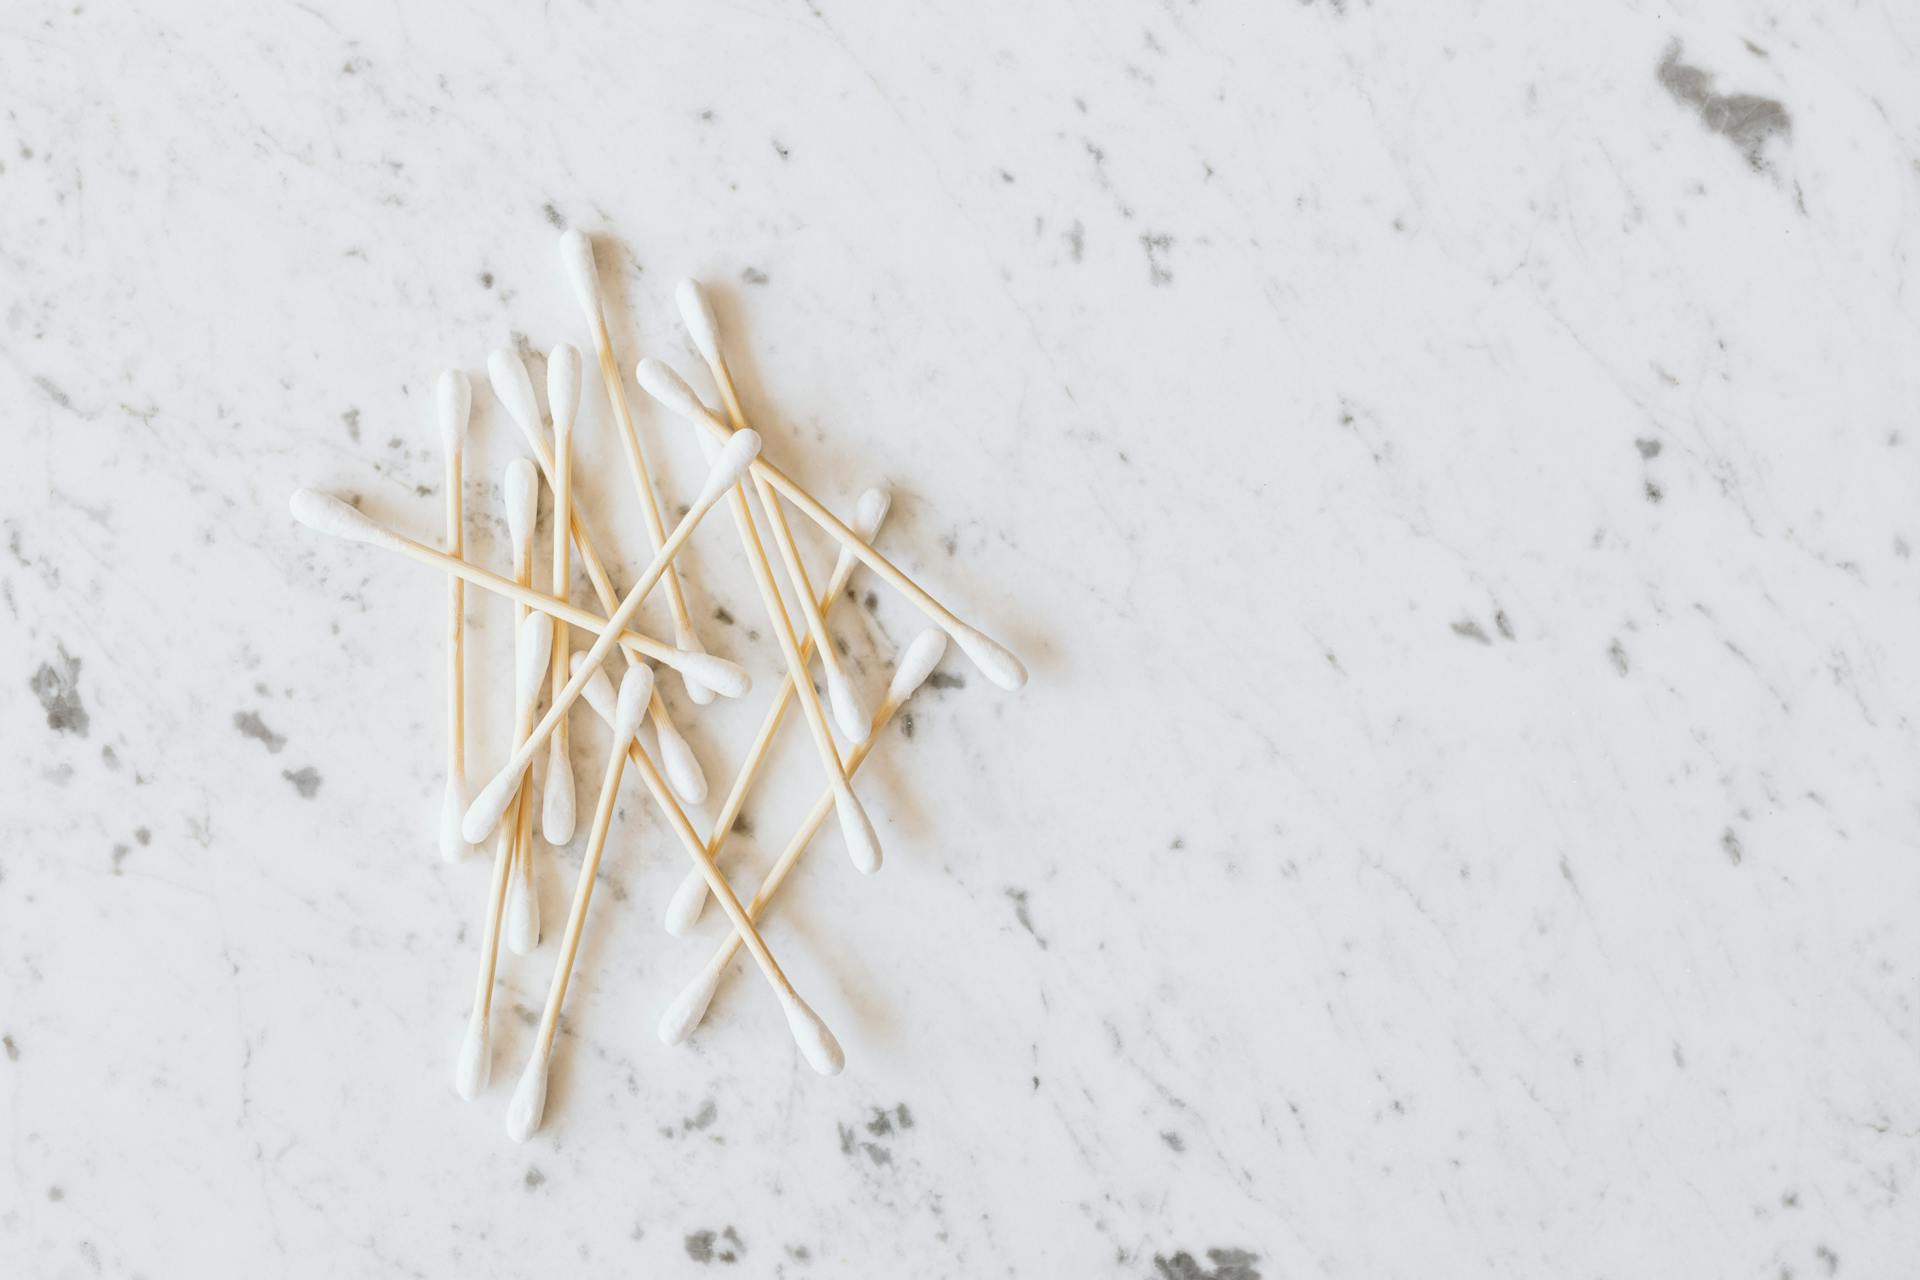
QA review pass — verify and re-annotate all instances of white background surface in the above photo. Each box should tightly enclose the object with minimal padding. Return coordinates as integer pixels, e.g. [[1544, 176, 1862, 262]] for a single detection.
[[3, 1, 1918, 1275]]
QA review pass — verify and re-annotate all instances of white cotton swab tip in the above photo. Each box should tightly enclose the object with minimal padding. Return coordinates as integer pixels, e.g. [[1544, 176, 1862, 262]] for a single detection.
[[951, 624, 1028, 692], [463, 770, 518, 844], [827, 671, 872, 745], [837, 789, 883, 876], [668, 651, 751, 700], [288, 489, 407, 552], [547, 344, 582, 435], [662, 864, 709, 936], [678, 630, 718, 708], [557, 228, 602, 319], [462, 769, 518, 845], [436, 369, 471, 451], [517, 612, 555, 704], [780, 991, 846, 1076], [614, 666, 654, 743], [695, 429, 762, 509], [634, 357, 711, 426], [658, 954, 726, 1045], [675, 278, 723, 369], [487, 349, 542, 435], [454, 1011, 490, 1100], [889, 629, 950, 702], [438, 776, 472, 862], [541, 750, 576, 847], [654, 712, 708, 805], [505, 1053, 550, 1143], [854, 487, 891, 539], [505, 845, 540, 956], [504, 459, 538, 555]]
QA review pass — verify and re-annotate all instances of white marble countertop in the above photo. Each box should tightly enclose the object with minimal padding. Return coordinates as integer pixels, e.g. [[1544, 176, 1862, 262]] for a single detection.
[[4, 2, 1919, 1275]]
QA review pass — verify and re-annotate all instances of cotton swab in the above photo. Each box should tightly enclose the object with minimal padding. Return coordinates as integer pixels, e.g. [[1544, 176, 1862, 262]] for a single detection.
[[656, 485, 892, 934], [675, 280, 871, 744], [633, 363, 883, 876], [485, 356, 710, 806], [454, 609, 552, 1099], [287, 491, 747, 697], [460, 431, 763, 844], [559, 229, 718, 704], [659, 629, 948, 1046], [540, 346, 582, 845], [436, 370, 475, 861], [635, 355, 1028, 692], [567, 661, 842, 1074], [503, 459, 543, 956], [506, 665, 652, 1142]]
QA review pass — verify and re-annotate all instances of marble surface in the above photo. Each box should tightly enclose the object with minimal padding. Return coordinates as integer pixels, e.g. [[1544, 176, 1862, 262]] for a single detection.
[[4, 1, 1919, 1275]]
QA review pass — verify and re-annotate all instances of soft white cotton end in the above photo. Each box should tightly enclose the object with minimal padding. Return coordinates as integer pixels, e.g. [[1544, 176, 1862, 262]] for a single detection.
[[439, 776, 472, 862], [571, 652, 618, 723], [675, 278, 723, 369], [614, 666, 654, 743], [541, 738, 576, 845], [836, 789, 883, 875], [547, 344, 582, 437], [504, 458, 538, 557], [436, 369, 471, 451], [696, 429, 761, 509], [655, 719, 708, 805], [487, 349, 542, 434], [289, 489, 405, 551], [828, 670, 872, 745], [558, 228, 602, 320], [854, 487, 891, 541], [516, 612, 554, 709], [462, 768, 520, 844], [952, 625, 1028, 691], [634, 357, 708, 424], [504, 1052, 550, 1143], [454, 1011, 491, 1100], [658, 957, 725, 1045], [505, 849, 540, 955], [671, 651, 750, 699], [662, 864, 709, 936], [888, 629, 950, 703], [679, 630, 717, 707], [780, 991, 846, 1076]]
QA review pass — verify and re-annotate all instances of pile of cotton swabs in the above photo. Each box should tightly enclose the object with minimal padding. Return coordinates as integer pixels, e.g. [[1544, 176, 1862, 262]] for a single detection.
[[290, 228, 1026, 1141]]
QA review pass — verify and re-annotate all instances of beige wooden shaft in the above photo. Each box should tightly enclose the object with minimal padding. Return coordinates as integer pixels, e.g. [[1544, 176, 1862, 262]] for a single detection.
[[698, 681, 912, 984], [532, 734, 630, 1060], [494, 406, 699, 766], [587, 314, 704, 656]]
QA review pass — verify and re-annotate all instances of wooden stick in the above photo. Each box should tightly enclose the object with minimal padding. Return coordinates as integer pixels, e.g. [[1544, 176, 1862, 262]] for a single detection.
[[506, 668, 652, 1141], [437, 371, 473, 861], [677, 282, 871, 743], [454, 609, 552, 1099], [683, 422, 883, 874], [487, 362, 710, 805], [635, 353, 1028, 692], [457, 433, 763, 844], [658, 630, 949, 1046], [288, 490, 748, 696], [542, 346, 581, 845], [659, 487, 890, 934], [504, 460, 543, 956], [567, 657, 842, 1074], [559, 230, 716, 703]]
